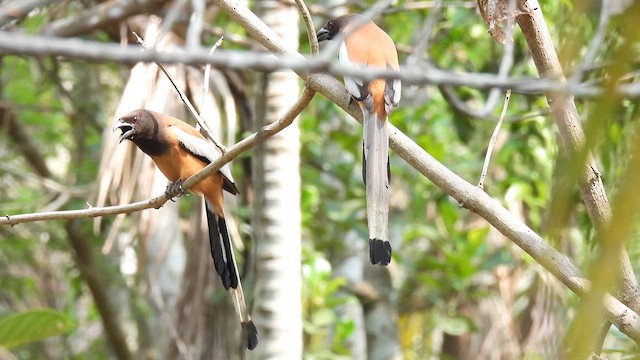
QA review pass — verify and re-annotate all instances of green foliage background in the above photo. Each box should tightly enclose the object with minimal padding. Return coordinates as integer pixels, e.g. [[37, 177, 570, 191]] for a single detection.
[[0, 0, 639, 358]]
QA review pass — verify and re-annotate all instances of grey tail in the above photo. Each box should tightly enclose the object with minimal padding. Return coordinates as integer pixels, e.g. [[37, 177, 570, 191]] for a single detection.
[[205, 204, 239, 289], [363, 110, 392, 266]]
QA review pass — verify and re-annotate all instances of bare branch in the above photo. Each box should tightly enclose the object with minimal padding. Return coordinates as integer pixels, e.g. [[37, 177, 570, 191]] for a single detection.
[[294, 0, 319, 55], [478, 89, 511, 190], [133, 32, 224, 151], [2, 196, 163, 225], [1, 31, 640, 97], [201, 37, 224, 113]]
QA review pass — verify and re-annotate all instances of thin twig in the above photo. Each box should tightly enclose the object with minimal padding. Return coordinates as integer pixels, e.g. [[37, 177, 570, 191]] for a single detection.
[[438, 19, 514, 119], [294, 0, 318, 55], [481, 38, 515, 115], [201, 36, 224, 115], [569, 0, 611, 85], [478, 89, 511, 190], [155, 0, 188, 47], [407, 0, 442, 65], [133, 32, 225, 151], [185, 0, 205, 49], [593, 320, 611, 356]]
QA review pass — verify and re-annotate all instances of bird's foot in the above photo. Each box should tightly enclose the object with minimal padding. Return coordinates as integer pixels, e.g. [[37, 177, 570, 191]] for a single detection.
[[348, 95, 357, 107], [165, 180, 185, 200]]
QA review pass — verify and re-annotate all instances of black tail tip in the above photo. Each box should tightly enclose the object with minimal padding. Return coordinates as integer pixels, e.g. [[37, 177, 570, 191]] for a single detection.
[[219, 269, 239, 291], [242, 320, 259, 350], [369, 238, 392, 266], [221, 270, 231, 290]]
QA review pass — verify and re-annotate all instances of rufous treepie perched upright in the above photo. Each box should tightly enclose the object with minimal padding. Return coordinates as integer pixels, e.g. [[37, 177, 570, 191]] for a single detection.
[[317, 14, 401, 266], [113, 109, 258, 350]]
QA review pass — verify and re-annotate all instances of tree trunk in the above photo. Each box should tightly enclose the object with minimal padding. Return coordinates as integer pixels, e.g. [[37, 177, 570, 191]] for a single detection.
[[250, 1, 302, 358]]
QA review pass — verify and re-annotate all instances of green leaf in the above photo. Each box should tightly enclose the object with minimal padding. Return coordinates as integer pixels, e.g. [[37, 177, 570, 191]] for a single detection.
[[0, 309, 75, 349], [438, 314, 472, 336]]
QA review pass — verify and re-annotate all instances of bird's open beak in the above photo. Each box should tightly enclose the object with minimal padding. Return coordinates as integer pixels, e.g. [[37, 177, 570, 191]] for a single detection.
[[113, 119, 135, 143], [316, 27, 330, 42]]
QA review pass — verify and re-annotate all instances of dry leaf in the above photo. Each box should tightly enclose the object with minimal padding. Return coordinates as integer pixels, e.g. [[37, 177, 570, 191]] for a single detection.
[[476, 0, 534, 44]]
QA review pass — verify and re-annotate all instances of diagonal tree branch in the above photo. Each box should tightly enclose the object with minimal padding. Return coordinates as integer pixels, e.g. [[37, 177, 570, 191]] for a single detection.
[[2, 0, 639, 345], [0, 105, 52, 178], [515, 1, 640, 314], [211, 0, 640, 343], [65, 220, 132, 360]]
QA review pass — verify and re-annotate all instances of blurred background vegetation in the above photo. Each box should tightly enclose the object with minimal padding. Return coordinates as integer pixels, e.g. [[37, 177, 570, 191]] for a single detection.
[[0, 0, 639, 359]]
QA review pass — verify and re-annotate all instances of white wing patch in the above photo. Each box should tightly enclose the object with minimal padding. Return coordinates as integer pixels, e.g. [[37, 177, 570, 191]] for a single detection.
[[339, 41, 365, 100], [392, 78, 401, 106], [170, 126, 236, 184]]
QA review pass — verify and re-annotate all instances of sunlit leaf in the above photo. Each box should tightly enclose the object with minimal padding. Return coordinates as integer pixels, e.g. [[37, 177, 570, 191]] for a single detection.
[[0, 309, 75, 349]]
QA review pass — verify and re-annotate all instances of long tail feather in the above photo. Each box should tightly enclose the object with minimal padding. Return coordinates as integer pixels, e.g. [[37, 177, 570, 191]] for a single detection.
[[205, 205, 232, 288], [217, 216, 239, 289], [363, 110, 392, 265], [205, 202, 259, 349]]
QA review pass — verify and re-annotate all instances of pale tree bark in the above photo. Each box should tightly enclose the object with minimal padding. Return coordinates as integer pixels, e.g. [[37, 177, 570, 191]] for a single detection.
[[250, 1, 302, 358], [473, 0, 640, 356], [511, 0, 640, 311]]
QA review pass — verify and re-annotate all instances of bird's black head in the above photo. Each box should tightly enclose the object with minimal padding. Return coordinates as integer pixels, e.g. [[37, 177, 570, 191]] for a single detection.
[[113, 109, 163, 155], [316, 14, 358, 42], [113, 109, 156, 143]]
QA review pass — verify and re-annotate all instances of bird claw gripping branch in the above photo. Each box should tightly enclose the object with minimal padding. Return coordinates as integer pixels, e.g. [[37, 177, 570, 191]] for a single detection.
[[164, 179, 185, 200]]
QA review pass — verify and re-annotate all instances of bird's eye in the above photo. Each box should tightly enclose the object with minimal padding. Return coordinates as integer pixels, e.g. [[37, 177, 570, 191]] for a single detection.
[[133, 116, 139, 123], [327, 20, 334, 29]]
